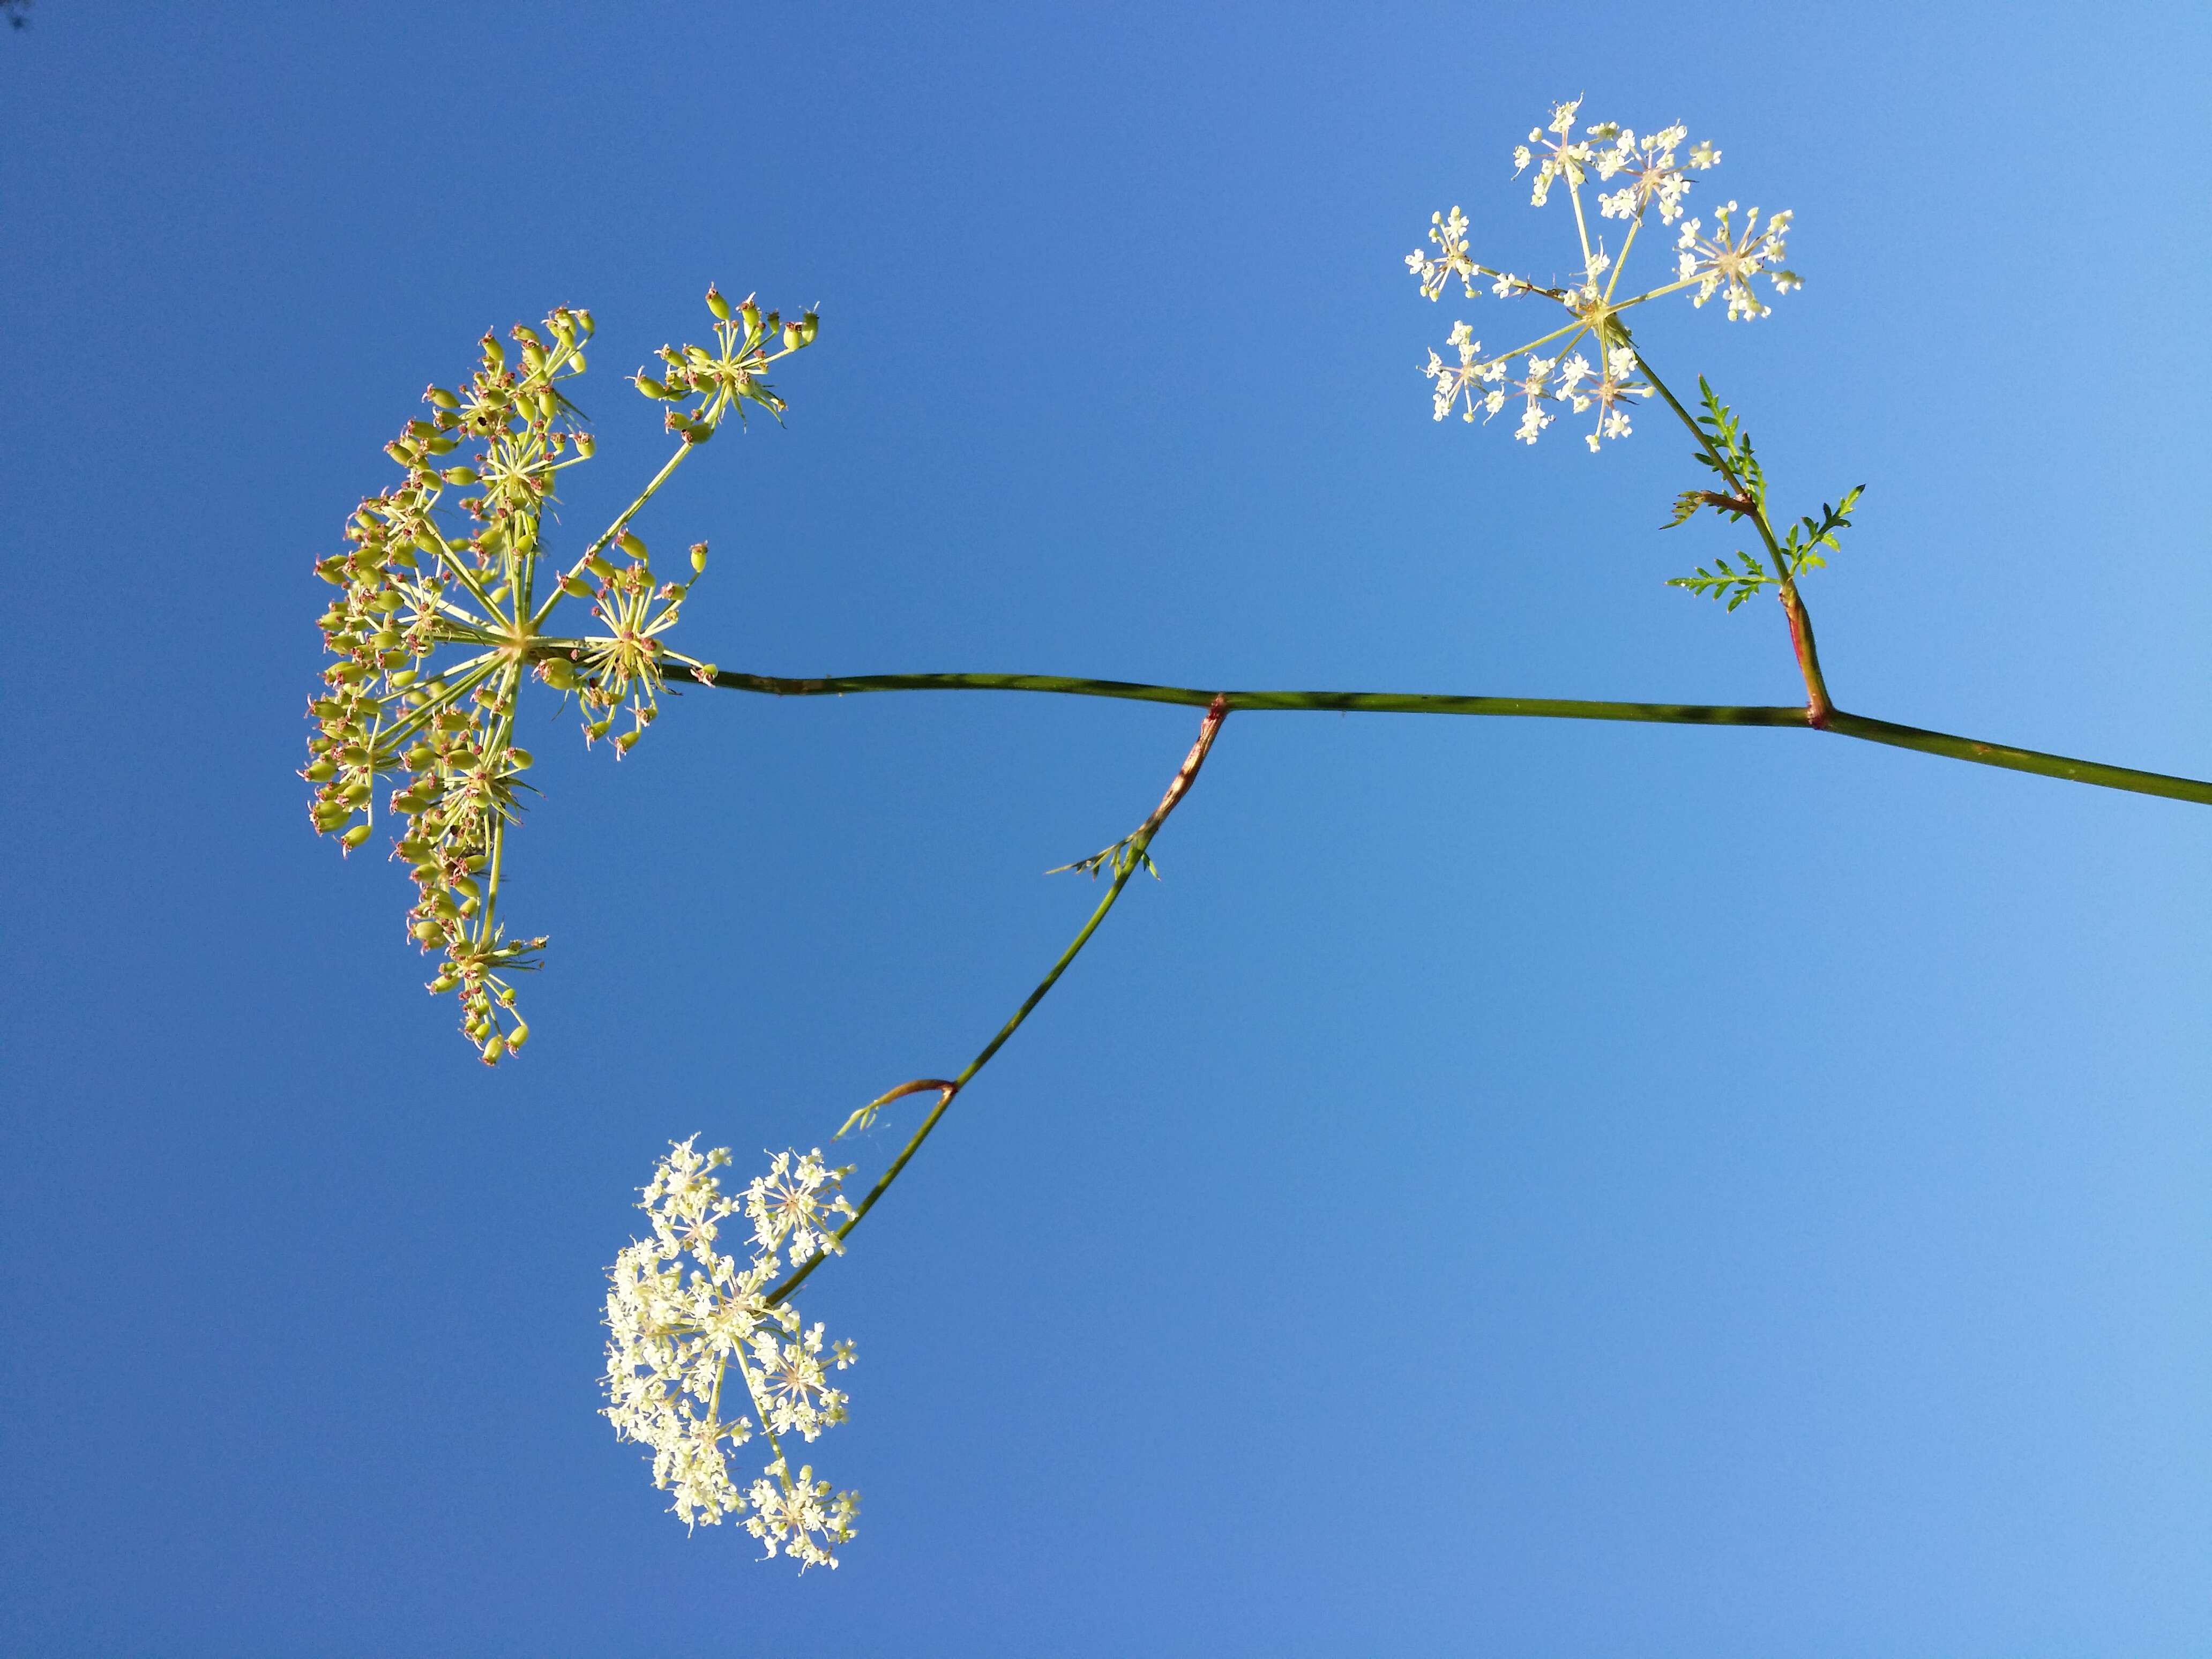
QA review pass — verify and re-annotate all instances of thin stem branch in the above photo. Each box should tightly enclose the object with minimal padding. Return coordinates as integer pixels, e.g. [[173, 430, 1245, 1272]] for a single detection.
[[1633, 350, 1835, 725], [691, 667, 2212, 807], [766, 697, 1231, 1307]]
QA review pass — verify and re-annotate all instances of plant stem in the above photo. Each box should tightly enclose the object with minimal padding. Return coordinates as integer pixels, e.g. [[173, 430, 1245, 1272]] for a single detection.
[[766, 697, 1231, 1307], [693, 667, 2212, 808], [1634, 351, 1835, 724]]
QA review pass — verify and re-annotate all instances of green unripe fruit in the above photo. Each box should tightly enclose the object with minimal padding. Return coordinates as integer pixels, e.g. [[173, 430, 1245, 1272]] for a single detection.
[[481, 335, 506, 370], [574, 432, 595, 457], [616, 531, 646, 559], [782, 322, 802, 351], [706, 285, 731, 320], [539, 658, 578, 690], [741, 300, 761, 335], [481, 1034, 505, 1064], [508, 748, 534, 771], [798, 310, 819, 346], [559, 574, 593, 599], [586, 553, 615, 580], [507, 1021, 530, 1050], [426, 386, 460, 409], [634, 374, 670, 399], [305, 758, 337, 781], [341, 823, 373, 849], [689, 543, 708, 574], [442, 466, 480, 485], [414, 919, 442, 943]]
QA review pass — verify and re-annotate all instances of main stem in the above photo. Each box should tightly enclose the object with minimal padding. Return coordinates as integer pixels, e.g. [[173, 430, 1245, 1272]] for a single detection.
[[765, 696, 1232, 1306], [696, 669, 2212, 808]]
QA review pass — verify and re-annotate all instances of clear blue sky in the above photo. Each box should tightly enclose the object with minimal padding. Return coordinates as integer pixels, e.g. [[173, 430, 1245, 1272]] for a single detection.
[[4, 2, 2210, 1653]]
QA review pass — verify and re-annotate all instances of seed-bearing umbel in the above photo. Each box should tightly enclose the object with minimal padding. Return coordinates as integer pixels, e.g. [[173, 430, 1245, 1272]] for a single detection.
[[301, 289, 818, 1060]]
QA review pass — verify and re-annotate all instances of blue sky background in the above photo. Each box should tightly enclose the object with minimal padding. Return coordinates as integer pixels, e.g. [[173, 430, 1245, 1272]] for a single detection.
[[4, 3, 2210, 1654]]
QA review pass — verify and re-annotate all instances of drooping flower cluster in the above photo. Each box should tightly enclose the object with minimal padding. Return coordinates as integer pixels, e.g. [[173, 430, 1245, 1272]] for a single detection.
[[1409, 100, 1797, 450], [604, 1139, 861, 1569], [301, 288, 817, 1060]]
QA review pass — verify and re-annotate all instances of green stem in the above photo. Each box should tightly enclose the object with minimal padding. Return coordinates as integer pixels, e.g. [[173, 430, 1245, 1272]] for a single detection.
[[693, 667, 2212, 807], [1634, 351, 1835, 724], [765, 698, 1232, 1307]]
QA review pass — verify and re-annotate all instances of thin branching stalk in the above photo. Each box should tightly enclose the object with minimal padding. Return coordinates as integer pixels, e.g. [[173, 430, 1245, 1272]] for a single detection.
[[765, 696, 1232, 1307], [690, 668, 2212, 807]]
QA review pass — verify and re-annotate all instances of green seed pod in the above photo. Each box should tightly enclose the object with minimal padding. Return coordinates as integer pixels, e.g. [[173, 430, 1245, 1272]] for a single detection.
[[634, 374, 670, 399], [305, 758, 337, 782], [481, 1034, 505, 1064], [572, 432, 596, 460], [480, 334, 506, 371], [798, 310, 819, 346], [558, 574, 592, 600], [706, 285, 731, 320], [571, 350, 587, 375], [430, 974, 458, 993], [539, 657, 578, 690], [521, 343, 547, 374], [341, 823, 373, 849], [586, 552, 615, 581], [782, 322, 803, 352], [616, 531, 646, 560], [508, 748, 535, 771], [442, 466, 480, 485], [389, 669, 419, 689], [414, 918, 442, 943], [425, 386, 460, 409], [316, 557, 349, 586], [576, 309, 595, 337], [740, 298, 761, 335], [411, 861, 442, 882]]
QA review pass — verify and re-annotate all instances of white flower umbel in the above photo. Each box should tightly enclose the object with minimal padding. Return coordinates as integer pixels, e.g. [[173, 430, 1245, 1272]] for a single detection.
[[1408, 102, 1796, 450], [603, 1138, 861, 1568]]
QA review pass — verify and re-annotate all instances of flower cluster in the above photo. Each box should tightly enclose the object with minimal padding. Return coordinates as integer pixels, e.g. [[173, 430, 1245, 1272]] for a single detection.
[[604, 1139, 862, 1568], [1409, 100, 1797, 451], [301, 288, 817, 1060]]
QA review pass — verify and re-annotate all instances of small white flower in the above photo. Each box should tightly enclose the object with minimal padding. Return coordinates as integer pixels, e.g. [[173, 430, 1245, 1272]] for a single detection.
[[1515, 98, 1594, 206], [746, 1147, 858, 1271], [1676, 202, 1797, 320], [746, 1459, 859, 1571], [1407, 205, 1480, 301]]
